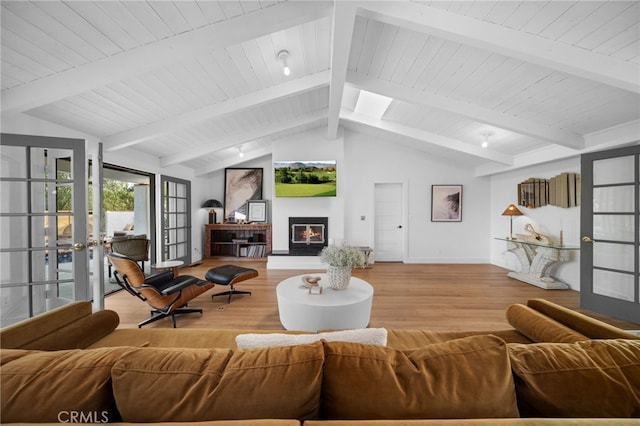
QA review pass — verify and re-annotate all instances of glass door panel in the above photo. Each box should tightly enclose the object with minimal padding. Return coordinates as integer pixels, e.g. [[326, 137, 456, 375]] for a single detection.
[[581, 146, 639, 324], [0, 134, 87, 325]]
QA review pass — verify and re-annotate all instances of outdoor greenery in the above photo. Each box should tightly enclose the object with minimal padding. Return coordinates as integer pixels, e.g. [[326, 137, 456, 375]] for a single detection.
[[274, 164, 337, 197], [55, 175, 134, 212]]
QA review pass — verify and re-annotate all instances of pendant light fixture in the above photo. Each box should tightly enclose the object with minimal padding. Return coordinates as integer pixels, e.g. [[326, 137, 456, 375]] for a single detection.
[[277, 50, 290, 76]]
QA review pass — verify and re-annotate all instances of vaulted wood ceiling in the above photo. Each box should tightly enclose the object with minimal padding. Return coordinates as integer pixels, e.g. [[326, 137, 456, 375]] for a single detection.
[[2, 1, 639, 176]]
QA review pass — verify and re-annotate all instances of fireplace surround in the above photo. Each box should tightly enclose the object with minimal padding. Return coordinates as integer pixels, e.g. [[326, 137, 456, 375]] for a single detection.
[[289, 217, 328, 255]]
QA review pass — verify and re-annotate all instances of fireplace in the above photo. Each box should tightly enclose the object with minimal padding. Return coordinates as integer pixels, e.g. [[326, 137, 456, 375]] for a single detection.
[[289, 217, 328, 255]]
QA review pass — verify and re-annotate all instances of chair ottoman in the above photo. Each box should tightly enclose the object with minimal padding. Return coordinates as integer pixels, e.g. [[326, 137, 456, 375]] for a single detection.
[[204, 265, 259, 303]]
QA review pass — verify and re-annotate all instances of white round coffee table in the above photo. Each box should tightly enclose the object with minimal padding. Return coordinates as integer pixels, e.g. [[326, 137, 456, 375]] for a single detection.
[[276, 274, 374, 332], [152, 260, 184, 276]]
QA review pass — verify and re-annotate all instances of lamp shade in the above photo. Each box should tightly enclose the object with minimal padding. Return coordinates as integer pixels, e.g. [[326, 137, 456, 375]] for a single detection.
[[501, 204, 523, 216], [202, 199, 222, 208]]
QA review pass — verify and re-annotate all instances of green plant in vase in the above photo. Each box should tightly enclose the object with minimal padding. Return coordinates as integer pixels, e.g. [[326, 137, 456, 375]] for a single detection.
[[319, 244, 366, 290]]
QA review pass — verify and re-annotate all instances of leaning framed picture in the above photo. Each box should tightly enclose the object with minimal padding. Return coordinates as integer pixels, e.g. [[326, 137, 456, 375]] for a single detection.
[[247, 200, 268, 223], [431, 185, 462, 222], [224, 168, 263, 222]]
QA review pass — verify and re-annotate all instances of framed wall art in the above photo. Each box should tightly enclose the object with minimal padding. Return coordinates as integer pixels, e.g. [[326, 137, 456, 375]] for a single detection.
[[224, 168, 263, 222], [431, 185, 462, 222], [247, 200, 268, 223]]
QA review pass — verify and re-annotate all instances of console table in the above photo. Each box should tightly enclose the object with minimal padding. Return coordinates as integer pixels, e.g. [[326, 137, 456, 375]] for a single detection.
[[495, 238, 579, 290], [204, 223, 271, 260]]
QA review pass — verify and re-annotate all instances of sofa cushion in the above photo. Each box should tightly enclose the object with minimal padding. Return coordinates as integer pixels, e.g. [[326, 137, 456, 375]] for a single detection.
[[509, 339, 640, 417], [0, 346, 133, 423], [236, 328, 387, 348], [321, 335, 519, 419], [527, 298, 640, 340], [506, 303, 588, 343], [111, 341, 324, 422]]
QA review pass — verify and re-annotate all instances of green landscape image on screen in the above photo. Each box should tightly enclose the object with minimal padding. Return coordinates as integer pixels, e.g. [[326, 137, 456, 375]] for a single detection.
[[274, 161, 337, 197]]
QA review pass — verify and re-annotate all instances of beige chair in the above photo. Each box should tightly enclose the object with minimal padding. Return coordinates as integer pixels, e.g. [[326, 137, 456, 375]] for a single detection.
[[108, 235, 149, 277]]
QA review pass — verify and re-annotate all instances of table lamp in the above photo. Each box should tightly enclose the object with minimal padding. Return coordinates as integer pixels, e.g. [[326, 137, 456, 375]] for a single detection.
[[202, 199, 223, 224], [501, 204, 523, 239]]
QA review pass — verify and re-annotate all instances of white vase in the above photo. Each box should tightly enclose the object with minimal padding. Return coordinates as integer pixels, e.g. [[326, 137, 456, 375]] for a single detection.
[[327, 265, 352, 290]]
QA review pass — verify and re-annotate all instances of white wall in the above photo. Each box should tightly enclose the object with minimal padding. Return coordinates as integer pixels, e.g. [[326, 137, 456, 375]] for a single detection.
[[489, 157, 581, 289], [271, 128, 345, 250], [343, 130, 491, 263]]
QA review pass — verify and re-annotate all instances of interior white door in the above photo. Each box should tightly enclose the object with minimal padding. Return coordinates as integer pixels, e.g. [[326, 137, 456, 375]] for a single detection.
[[374, 183, 404, 262]]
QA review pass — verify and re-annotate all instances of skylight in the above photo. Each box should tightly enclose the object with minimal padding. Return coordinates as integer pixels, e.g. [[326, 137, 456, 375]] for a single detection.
[[354, 90, 393, 119]]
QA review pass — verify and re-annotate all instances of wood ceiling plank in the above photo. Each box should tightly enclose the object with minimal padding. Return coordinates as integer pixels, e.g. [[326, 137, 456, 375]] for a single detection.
[[167, 109, 327, 169], [595, 23, 640, 57], [1, 1, 332, 114], [64, 1, 139, 52], [341, 108, 513, 165], [500, 1, 548, 31], [556, 1, 630, 45], [377, 27, 412, 81], [122, 1, 174, 40], [537, 1, 603, 41], [103, 71, 329, 151], [94, 2, 157, 46], [1, 4, 94, 66], [300, 19, 319, 75], [173, 1, 209, 29], [348, 71, 584, 149], [358, 2, 639, 93], [146, 1, 191, 34], [241, 39, 274, 88], [577, 2, 639, 51], [520, 1, 575, 36]]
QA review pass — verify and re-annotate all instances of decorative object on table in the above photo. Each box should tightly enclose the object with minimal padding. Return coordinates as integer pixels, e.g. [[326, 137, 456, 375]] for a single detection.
[[431, 185, 462, 222], [302, 275, 321, 288], [247, 200, 268, 223], [319, 244, 366, 291], [202, 199, 223, 224], [308, 286, 323, 295], [501, 204, 523, 239], [516, 223, 552, 245], [224, 168, 263, 222]]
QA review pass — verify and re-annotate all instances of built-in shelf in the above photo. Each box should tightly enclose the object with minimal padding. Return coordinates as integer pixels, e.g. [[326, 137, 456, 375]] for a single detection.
[[204, 224, 271, 260]]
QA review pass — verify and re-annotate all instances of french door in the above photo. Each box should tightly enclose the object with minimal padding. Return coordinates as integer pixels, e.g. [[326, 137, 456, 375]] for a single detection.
[[0, 134, 89, 325], [581, 144, 640, 324], [160, 175, 191, 265]]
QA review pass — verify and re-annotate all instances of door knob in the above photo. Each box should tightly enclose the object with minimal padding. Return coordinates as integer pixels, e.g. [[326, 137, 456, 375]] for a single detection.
[[397, 225, 402, 229], [581, 236, 593, 243], [73, 242, 85, 251]]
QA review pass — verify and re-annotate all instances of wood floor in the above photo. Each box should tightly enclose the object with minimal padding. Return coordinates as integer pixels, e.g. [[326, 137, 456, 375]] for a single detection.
[[105, 260, 639, 331]]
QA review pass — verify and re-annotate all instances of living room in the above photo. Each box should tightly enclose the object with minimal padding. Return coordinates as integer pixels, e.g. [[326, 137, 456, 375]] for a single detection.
[[1, 0, 639, 327]]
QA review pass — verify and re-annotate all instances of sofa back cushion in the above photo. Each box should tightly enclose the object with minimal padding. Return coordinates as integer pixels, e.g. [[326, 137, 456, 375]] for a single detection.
[[111, 341, 324, 422], [1, 347, 132, 423], [321, 335, 519, 419], [527, 299, 640, 340], [509, 339, 640, 417], [506, 304, 588, 343]]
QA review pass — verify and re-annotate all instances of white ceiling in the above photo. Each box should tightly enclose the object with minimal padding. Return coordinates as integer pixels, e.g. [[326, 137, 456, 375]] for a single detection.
[[2, 1, 639, 176]]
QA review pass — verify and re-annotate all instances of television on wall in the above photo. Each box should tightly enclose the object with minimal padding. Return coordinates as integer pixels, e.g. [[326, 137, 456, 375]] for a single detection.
[[274, 161, 337, 197]]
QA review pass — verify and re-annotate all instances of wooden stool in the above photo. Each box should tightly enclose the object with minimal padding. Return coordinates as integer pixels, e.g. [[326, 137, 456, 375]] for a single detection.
[[205, 265, 258, 303]]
